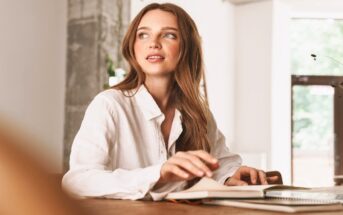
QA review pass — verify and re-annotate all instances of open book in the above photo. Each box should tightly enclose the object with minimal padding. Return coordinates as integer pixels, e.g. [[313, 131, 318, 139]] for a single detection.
[[165, 177, 306, 200], [165, 177, 343, 213]]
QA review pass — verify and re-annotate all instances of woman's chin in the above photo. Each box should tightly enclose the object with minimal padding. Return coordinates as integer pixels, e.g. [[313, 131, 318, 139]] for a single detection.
[[143, 70, 174, 78]]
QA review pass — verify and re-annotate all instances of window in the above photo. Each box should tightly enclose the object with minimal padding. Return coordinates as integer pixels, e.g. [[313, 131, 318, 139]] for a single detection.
[[291, 18, 343, 187]]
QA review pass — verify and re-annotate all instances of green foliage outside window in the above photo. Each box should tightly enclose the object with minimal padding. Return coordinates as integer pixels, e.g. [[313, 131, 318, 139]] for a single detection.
[[291, 19, 343, 76], [292, 86, 333, 150], [291, 19, 343, 150]]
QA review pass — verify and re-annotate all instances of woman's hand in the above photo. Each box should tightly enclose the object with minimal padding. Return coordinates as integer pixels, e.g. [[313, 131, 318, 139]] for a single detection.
[[157, 150, 219, 185], [224, 166, 281, 186]]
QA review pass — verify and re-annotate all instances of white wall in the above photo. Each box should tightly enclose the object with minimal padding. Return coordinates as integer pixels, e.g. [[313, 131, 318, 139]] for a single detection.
[[270, 0, 291, 183], [234, 0, 293, 183], [234, 1, 273, 161], [131, 0, 237, 147], [0, 0, 67, 172]]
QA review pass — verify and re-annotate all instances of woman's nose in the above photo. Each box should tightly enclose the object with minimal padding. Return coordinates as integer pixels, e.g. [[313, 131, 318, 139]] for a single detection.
[[149, 37, 161, 49]]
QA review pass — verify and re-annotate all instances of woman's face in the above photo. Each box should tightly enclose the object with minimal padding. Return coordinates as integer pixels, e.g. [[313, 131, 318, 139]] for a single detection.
[[134, 9, 180, 78]]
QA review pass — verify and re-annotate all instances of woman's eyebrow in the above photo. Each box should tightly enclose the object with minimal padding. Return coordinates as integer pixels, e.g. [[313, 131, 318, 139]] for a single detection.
[[137, 26, 150, 31], [161, 27, 178, 31], [137, 26, 178, 31]]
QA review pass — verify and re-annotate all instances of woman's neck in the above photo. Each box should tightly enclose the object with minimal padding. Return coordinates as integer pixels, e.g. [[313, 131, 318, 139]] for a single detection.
[[144, 76, 174, 113]]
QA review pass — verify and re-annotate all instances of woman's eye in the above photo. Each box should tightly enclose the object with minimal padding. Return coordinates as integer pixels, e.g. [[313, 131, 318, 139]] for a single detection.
[[137, 32, 149, 39], [164, 33, 177, 39]]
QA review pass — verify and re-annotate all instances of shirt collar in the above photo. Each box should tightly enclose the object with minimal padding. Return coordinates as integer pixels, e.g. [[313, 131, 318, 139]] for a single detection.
[[134, 85, 163, 120], [134, 84, 183, 148]]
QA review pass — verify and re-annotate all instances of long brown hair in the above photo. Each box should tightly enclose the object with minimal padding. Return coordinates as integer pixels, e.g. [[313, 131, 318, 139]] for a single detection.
[[115, 3, 211, 152]]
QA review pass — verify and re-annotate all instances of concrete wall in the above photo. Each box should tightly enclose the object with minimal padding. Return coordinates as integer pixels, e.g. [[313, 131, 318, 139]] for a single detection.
[[0, 0, 67, 172], [63, 0, 130, 171]]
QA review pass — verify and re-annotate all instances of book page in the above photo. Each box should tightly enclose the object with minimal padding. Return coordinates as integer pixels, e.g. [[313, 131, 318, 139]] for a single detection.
[[184, 177, 297, 193], [242, 198, 339, 206]]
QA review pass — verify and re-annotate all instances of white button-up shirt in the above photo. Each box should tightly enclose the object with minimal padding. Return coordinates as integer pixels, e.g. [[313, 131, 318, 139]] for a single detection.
[[62, 85, 241, 201]]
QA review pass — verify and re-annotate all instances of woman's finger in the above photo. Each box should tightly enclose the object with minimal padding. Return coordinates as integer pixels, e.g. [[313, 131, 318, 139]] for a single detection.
[[165, 163, 190, 179], [188, 150, 218, 165], [225, 177, 248, 186], [235, 165, 253, 174], [258, 170, 268, 185], [267, 175, 280, 184], [248, 167, 258, 184], [168, 156, 205, 177], [175, 152, 213, 177], [188, 150, 219, 171]]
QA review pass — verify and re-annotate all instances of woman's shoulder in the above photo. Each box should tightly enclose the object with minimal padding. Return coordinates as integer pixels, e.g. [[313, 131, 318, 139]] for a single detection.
[[93, 88, 133, 107], [96, 88, 125, 100]]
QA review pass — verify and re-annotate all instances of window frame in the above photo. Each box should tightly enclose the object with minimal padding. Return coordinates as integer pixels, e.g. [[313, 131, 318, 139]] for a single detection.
[[291, 75, 343, 185]]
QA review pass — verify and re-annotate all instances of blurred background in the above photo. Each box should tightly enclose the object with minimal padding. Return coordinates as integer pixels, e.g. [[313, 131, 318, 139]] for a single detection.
[[1, 0, 343, 187]]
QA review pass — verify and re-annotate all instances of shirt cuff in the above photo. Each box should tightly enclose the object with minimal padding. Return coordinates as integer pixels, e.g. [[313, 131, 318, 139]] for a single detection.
[[148, 181, 187, 201]]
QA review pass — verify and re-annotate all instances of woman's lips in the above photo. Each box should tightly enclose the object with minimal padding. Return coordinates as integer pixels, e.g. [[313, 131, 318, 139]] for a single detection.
[[146, 55, 165, 63]]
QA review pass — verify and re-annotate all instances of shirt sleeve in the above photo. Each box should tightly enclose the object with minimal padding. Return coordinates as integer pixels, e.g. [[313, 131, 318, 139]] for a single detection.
[[62, 94, 162, 200], [207, 112, 242, 184], [148, 181, 187, 201]]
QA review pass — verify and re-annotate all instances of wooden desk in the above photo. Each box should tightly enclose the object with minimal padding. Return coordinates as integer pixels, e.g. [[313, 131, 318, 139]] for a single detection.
[[80, 199, 343, 215]]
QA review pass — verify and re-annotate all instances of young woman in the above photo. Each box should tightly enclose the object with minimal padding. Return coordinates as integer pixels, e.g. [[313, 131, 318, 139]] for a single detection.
[[62, 3, 279, 201]]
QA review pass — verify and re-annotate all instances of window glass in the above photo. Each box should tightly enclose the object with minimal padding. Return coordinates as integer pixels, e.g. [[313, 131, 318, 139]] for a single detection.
[[291, 19, 343, 76], [292, 85, 334, 187]]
